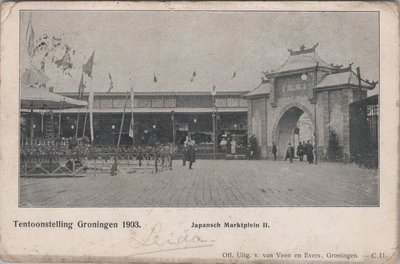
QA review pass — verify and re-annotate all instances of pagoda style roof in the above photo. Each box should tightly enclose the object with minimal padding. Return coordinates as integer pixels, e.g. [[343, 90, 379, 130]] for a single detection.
[[243, 81, 271, 98], [269, 43, 335, 75], [316, 70, 377, 90]]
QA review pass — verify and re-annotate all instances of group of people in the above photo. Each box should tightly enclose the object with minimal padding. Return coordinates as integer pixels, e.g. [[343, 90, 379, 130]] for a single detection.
[[296, 141, 314, 164], [157, 144, 177, 170], [181, 140, 196, 170], [219, 137, 238, 154], [271, 140, 315, 164]]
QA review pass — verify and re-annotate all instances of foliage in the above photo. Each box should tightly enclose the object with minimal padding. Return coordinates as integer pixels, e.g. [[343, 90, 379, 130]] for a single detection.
[[32, 33, 78, 77], [327, 129, 342, 162]]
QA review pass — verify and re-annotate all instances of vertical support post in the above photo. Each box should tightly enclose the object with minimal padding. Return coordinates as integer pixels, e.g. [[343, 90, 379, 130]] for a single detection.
[[41, 112, 44, 138], [75, 110, 80, 138], [171, 110, 175, 145], [57, 101, 63, 138], [113, 91, 129, 174], [30, 103, 34, 140], [314, 101, 318, 165], [82, 107, 88, 138], [212, 112, 216, 159], [211, 86, 217, 159], [313, 64, 318, 165]]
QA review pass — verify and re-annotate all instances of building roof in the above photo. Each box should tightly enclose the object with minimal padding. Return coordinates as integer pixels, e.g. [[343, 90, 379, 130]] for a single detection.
[[58, 107, 247, 114], [271, 43, 335, 74], [243, 82, 271, 98], [316, 70, 376, 89]]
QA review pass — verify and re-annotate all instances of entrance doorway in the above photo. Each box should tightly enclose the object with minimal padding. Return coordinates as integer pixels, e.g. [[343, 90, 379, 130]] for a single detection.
[[274, 106, 314, 158]]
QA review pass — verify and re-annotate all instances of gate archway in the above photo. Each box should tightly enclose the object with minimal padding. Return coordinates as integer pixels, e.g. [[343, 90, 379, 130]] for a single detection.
[[272, 104, 314, 158]]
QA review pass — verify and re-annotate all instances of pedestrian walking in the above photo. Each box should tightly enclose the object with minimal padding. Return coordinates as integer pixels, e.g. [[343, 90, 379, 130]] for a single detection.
[[187, 140, 196, 170], [168, 144, 175, 170], [305, 140, 314, 164], [136, 147, 143, 167], [272, 142, 277, 161], [297, 142, 304, 161], [182, 141, 188, 166], [285, 143, 294, 163]]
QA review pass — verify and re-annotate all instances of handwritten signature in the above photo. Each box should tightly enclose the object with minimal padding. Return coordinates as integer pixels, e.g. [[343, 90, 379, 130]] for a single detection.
[[128, 222, 214, 256]]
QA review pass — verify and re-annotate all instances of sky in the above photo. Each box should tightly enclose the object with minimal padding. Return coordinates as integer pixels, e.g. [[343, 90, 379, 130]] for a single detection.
[[21, 11, 379, 94]]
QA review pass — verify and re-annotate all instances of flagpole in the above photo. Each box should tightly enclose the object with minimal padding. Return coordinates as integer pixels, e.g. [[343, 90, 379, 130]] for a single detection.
[[89, 77, 94, 143], [57, 100, 63, 139], [82, 106, 88, 138], [75, 109, 80, 138], [117, 91, 129, 149], [129, 85, 135, 147], [81, 50, 95, 143]]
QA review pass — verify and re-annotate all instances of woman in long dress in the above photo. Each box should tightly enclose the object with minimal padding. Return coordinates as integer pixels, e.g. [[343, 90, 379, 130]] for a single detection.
[[231, 138, 237, 154]]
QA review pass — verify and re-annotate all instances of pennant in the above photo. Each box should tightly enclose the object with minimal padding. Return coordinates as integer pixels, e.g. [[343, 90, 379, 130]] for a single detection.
[[26, 14, 35, 58], [190, 71, 196, 82], [83, 51, 95, 78], [106, 72, 114, 93], [129, 116, 134, 138], [77, 73, 86, 100], [231, 71, 236, 79], [153, 73, 157, 83]]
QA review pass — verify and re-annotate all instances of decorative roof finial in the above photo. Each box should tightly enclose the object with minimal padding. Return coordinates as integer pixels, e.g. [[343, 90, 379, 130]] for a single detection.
[[348, 62, 353, 69], [288, 43, 320, 56]]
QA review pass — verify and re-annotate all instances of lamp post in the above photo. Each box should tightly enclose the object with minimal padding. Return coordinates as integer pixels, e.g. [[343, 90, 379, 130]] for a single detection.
[[171, 110, 175, 145], [211, 88, 217, 160], [111, 124, 115, 146]]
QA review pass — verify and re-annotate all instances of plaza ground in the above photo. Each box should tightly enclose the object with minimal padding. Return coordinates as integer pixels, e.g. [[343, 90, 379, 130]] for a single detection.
[[19, 160, 378, 207]]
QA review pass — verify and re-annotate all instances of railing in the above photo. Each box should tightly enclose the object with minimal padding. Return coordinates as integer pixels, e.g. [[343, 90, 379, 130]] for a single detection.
[[20, 150, 160, 177], [176, 144, 247, 156], [21, 138, 70, 146]]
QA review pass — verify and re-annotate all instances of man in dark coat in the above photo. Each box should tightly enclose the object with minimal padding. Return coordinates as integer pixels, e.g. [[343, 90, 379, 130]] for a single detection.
[[272, 142, 277, 161], [187, 141, 196, 170], [297, 142, 304, 161], [305, 140, 314, 164], [285, 143, 294, 163]]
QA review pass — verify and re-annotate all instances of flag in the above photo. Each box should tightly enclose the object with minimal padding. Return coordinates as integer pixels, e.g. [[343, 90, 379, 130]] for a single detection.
[[231, 71, 236, 79], [21, 65, 49, 87], [54, 49, 72, 73], [153, 73, 157, 83], [128, 85, 135, 138], [106, 72, 114, 93], [190, 71, 196, 82], [26, 14, 35, 58], [83, 51, 95, 78], [77, 73, 86, 100]]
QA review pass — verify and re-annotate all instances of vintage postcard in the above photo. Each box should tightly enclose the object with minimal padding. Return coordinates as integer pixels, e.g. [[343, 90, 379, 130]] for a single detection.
[[0, 1, 398, 263]]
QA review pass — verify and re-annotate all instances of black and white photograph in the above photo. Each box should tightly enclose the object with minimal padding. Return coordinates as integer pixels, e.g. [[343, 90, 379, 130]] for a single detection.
[[19, 10, 379, 208]]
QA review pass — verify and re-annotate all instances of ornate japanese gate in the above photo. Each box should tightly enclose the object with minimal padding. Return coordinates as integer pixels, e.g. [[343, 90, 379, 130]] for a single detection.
[[245, 44, 377, 161]]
